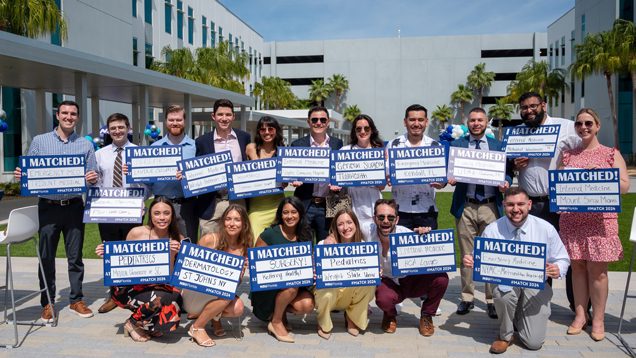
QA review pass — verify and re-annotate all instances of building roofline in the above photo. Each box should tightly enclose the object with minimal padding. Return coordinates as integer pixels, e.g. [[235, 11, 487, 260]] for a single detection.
[[548, 7, 575, 28], [217, 0, 263, 39]]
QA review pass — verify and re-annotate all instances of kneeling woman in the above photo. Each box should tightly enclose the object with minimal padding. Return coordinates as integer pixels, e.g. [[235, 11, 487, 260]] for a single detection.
[[181, 204, 253, 347], [251, 196, 315, 343], [312, 208, 375, 339], [95, 197, 183, 342]]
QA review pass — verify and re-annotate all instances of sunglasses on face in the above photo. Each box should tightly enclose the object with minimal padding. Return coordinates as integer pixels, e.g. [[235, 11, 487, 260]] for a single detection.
[[375, 214, 396, 222], [310, 117, 328, 124], [520, 103, 542, 112], [259, 127, 276, 134], [574, 121, 595, 128], [355, 126, 371, 133]]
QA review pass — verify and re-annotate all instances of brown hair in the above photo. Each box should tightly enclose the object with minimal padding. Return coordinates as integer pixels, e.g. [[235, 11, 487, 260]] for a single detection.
[[576, 108, 601, 125], [147, 196, 181, 242], [504, 186, 529, 200], [106, 113, 130, 128], [164, 105, 185, 120], [374, 198, 399, 216], [328, 208, 364, 243], [469, 107, 487, 116], [217, 204, 253, 256], [214, 99, 234, 114]]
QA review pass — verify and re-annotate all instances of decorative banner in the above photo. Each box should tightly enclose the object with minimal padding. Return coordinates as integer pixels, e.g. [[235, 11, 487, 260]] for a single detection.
[[226, 158, 284, 200], [276, 147, 331, 183], [248, 242, 313, 292], [20, 155, 86, 196], [330, 148, 386, 187], [178, 151, 232, 198], [389, 229, 456, 276], [500, 125, 561, 158], [387, 146, 447, 185], [447, 147, 507, 186], [549, 169, 621, 213], [473, 237, 546, 290], [126, 146, 182, 183], [103, 239, 171, 286], [315, 242, 381, 289], [83, 187, 145, 224], [171, 242, 245, 299]]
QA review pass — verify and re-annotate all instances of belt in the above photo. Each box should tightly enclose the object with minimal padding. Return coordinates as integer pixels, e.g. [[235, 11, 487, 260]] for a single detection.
[[40, 197, 83, 206], [529, 195, 549, 202], [171, 197, 195, 204], [466, 197, 496, 205], [311, 197, 326, 204]]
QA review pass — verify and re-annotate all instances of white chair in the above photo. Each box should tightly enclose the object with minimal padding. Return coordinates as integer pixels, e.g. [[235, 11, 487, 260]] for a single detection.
[[617, 209, 636, 358], [0, 205, 56, 349]]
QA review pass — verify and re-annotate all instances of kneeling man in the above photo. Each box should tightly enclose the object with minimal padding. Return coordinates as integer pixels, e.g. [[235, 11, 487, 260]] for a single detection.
[[464, 187, 570, 353]]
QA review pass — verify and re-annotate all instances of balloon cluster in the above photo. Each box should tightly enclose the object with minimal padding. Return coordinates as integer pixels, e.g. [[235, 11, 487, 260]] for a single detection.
[[0, 109, 8, 132], [84, 135, 103, 150], [439, 124, 468, 142], [144, 124, 161, 139]]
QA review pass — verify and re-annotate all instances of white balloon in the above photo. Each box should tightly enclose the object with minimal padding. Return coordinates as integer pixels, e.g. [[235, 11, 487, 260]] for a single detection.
[[486, 128, 493, 135], [0, 109, 6, 120], [451, 133, 458, 139], [457, 129, 464, 136]]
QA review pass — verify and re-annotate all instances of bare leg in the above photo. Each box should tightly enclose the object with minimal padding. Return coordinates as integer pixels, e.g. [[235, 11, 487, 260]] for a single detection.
[[587, 261, 609, 335], [213, 297, 244, 336], [271, 287, 300, 337], [191, 298, 231, 344], [570, 260, 589, 329]]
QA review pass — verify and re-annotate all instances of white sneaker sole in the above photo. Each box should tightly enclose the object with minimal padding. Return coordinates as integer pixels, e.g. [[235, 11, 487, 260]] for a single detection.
[[41, 316, 54, 323]]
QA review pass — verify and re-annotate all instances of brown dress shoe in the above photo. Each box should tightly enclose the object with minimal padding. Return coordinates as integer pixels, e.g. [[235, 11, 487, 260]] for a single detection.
[[98, 298, 117, 313], [381, 313, 396, 333], [187, 314, 200, 320], [490, 335, 514, 354], [419, 315, 434, 336]]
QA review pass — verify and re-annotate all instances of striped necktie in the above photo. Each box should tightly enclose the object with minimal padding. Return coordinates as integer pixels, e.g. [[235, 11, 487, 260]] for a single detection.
[[113, 147, 123, 187]]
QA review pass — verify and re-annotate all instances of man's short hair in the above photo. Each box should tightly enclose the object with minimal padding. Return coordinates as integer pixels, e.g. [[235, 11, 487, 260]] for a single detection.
[[308, 105, 328, 119], [518, 92, 543, 104], [374, 199, 399, 215], [164, 105, 185, 120], [58, 100, 80, 114], [214, 99, 234, 114], [468, 107, 487, 116], [504, 186, 529, 200], [106, 113, 130, 128], [404, 104, 427, 119]]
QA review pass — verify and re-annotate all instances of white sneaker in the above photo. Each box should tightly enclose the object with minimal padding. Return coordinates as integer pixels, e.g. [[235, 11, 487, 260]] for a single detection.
[[436, 307, 442, 316], [396, 302, 403, 315]]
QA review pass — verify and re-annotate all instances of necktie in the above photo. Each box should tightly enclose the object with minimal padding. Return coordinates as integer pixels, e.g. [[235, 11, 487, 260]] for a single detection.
[[498, 227, 522, 293], [113, 148, 123, 187], [474, 139, 485, 201]]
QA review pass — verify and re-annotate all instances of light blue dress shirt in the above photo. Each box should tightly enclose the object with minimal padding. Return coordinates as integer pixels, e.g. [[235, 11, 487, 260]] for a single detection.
[[147, 134, 196, 199]]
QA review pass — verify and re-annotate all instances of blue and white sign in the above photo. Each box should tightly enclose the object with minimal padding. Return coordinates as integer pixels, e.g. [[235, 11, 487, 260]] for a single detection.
[[330, 148, 386, 187], [501, 125, 561, 158], [389, 229, 456, 276], [171, 242, 245, 299], [83, 187, 145, 224], [387, 146, 447, 185], [248, 242, 313, 292], [20, 155, 86, 196], [549, 169, 622, 213], [227, 158, 284, 200], [315, 242, 381, 289], [447, 147, 507, 186], [103, 239, 171, 286], [473, 237, 546, 290], [126, 146, 182, 183], [276, 147, 331, 183], [178, 151, 232, 198]]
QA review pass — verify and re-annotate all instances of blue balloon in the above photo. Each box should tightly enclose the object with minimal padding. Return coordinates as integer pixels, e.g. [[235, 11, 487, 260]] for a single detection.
[[144, 129, 152, 136], [151, 131, 159, 139], [0, 122, 8, 132], [447, 125, 454, 132], [146, 124, 152, 130], [486, 133, 495, 139], [84, 135, 92, 141]]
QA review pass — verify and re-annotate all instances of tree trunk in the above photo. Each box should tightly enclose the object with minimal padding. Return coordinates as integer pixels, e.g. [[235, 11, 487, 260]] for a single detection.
[[605, 72, 621, 152], [460, 101, 465, 126], [498, 119, 503, 141], [336, 91, 341, 113], [478, 87, 483, 108]]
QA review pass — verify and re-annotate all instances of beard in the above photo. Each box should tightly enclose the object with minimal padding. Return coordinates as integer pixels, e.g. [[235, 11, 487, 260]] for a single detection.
[[168, 126, 185, 136], [521, 108, 545, 128], [469, 126, 486, 137]]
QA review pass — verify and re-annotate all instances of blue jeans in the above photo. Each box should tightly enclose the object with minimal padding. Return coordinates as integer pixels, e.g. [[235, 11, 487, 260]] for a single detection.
[[305, 202, 331, 243]]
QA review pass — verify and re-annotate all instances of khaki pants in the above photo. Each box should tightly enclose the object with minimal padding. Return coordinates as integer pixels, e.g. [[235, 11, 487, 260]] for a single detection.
[[199, 197, 246, 236]]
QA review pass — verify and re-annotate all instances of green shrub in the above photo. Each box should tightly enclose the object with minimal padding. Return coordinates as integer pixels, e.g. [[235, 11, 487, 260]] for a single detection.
[[0, 182, 21, 196]]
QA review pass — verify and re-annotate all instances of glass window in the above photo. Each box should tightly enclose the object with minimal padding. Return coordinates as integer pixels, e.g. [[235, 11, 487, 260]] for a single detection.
[[229, 33, 233, 49], [249, 47, 252, 72], [582, 14, 586, 39], [241, 41, 244, 51], [549, 44, 553, 70], [219, 27, 223, 42], [210, 21, 215, 47], [133, 37, 139, 66], [145, 43, 153, 69], [259, 53, 262, 77], [582, 80, 585, 98], [235, 38, 239, 55], [571, 30, 576, 62], [132, 0, 137, 17], [51, 0, 62, 45], [177, 1, 183, 40], [187, 7, 193, 44], [164, 3, 171, 34], [561, 36, 566, 65], [555, 40, 559, 67], [2, 87, 22, 172], [144, 0, 151, 24], [202, 16, 207, 47], [571, 81, 575, 103]]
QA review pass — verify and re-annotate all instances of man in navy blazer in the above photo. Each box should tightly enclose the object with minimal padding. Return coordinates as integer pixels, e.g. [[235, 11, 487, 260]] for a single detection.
[[448, 107, 513, 318], [290, 106, 343, 242], [195, 99, 251, 237]]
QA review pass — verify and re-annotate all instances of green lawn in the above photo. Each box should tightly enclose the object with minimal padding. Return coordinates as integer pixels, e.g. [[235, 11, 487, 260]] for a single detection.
[[2, 193, 635, 271]]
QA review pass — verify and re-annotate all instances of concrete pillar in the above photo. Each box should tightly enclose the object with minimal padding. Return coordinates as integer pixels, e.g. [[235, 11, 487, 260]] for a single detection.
[[35, 89, 47, 135], [91, 96, 100, 138], [184, 94, 192, 137], [240, 105, 247, 132], [74, 72, 88, 135], [287, 126, 293, 145], [139, 85, 149, 145], [132, 102, 140, 145]]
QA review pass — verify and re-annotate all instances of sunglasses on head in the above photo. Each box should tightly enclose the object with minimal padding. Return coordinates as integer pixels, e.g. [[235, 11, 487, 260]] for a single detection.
[[574, 120, 595, 128], [259, 127, 276, 134], [375, 214, 396, 222], [310, 117, 328, 124], [355, 126, 371, 133]]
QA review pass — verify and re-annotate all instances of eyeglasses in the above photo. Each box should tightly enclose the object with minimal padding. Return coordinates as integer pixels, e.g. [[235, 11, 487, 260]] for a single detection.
[[259, 127, 276, 134], [355, 126, 371, 133], [375, 214, 396, 222], [310, 117, 328, 124], [520, 103, 542, 112], [574, 120, 595, 128]]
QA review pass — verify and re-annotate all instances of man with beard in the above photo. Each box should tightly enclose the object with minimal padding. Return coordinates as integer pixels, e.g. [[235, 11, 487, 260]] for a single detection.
[[448, 108, 512, 318], [463, 187, 570, 353], [363, 199, 449, 336]]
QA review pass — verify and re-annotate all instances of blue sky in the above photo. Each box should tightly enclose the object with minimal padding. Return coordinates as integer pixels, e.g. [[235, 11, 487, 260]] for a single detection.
[[219, 0, 575, 42]]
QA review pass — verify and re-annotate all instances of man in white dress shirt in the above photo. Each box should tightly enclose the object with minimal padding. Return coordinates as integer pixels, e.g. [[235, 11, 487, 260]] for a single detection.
[[463, 187, 570, 353]]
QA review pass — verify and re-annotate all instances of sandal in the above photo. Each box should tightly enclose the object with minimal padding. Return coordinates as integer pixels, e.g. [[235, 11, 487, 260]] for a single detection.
[[211, 318, 226, 337], [123, 320, 150, 342], [344, 312, 359, 337], [188, 326, 216, 347]]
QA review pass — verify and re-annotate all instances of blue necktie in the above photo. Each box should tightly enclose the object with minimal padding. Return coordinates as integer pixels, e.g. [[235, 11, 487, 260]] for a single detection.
[[474, 140, 485, 201], [498, 227, 522, 293]]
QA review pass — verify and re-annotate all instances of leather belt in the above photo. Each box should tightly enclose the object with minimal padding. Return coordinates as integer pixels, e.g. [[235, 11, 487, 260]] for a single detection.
[[311, 197, 326, 204], [40, 197, 83, 206], [529, 195, 549, 202], [466, 197, 496, 205]]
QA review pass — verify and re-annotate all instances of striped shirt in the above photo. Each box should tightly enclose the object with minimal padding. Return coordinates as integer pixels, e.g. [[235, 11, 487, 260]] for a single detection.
[[26, 128, 97, 200]]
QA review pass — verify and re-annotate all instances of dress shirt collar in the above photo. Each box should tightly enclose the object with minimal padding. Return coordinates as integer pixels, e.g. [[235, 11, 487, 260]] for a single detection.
[[469, 135, 485, 144], [504, 216, 530, 237], [158, 133, 193, 146], [52, 127, 78, 143], [310, 133, 330, 147], [213, 128, 237, 141], [111, 140, 133, 152]]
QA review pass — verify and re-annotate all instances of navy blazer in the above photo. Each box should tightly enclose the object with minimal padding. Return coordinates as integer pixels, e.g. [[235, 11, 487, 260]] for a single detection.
[[195, 128, 251, 220], [449, 136, 513, 219], [291, 135, 343, 211]]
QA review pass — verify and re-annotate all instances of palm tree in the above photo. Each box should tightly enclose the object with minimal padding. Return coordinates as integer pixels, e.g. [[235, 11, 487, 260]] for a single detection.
[[327, 74, 349, 112], [431, 105, 452, 130], [252, 81, 263, 109], [308, 79, 331, 106], [488, 98, 514, 141], [258, 76, 295, 110], [504, 60, 569, 107], [569, 29, 622, 151], [292, 98, 313, 109], [152, 46, 197, 80], [614, 19, 636, 128], [343, 105, 361, 122], [0, 0, 68, 43], [450, 84, 474, 126], [467, 63, 496, 108]]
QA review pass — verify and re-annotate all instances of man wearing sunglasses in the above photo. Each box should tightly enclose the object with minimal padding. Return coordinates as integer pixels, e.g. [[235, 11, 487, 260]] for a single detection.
[[291, 105, 343, 242], [363, 199, 449, 336]]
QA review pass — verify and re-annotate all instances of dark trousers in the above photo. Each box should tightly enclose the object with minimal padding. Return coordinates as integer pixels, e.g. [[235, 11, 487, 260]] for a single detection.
[[38, 200, 85, 307], [376, 273, 449, 317], [397, 211, 438, 231], [98, 222, 138, 297], [306, 202, 331, 243]]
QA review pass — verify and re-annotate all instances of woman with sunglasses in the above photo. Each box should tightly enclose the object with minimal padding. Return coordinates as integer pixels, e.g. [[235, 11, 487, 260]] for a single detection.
[[246, 116, 286, 242], [558, 108, 629, 341], [342, 114, 385, 225], [312, 208, 376, 339]]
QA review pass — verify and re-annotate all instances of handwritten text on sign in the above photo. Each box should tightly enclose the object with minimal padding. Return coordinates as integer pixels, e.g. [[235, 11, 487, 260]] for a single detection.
[[330, 148, 386, 187], [388, 146, 447, 185], [276, 147, 331, 183], [83, 187, 145, 223], [473, 237, 546, 290], [549, 169, 621, 213], [20, 155, 86, 196], [126, 146, 182, 183], [227, 158, 284, 200], [178, 151, 232, 198], [315, 242, 380, 289], [390, 229, 456, 276], [171, 242, 245, 299], [501, 125, 561, 158], [103, 239, 171, 286], [447, 147, 507, 186], [248, 242, 313, 292]]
